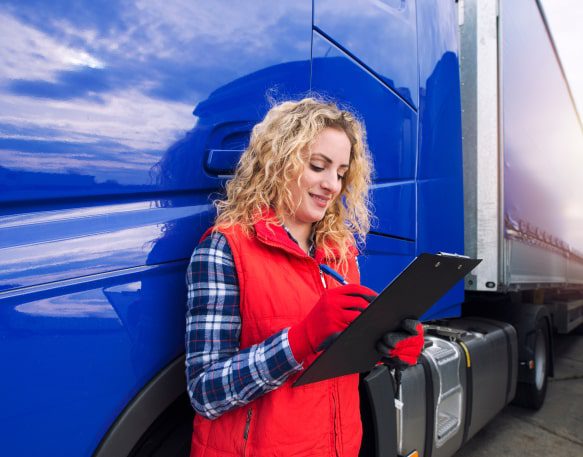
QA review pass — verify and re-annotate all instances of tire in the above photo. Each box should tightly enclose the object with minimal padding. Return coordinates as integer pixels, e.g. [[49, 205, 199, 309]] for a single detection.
[[513, 318, 549, 410], [129, 394, 193, 457]]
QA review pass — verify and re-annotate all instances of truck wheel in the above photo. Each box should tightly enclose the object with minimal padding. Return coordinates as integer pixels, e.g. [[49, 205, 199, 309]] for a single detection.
[[513, 319, 549, 410]]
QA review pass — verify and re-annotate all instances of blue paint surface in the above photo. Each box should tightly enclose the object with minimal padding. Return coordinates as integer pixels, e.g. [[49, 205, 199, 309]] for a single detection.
[[0, 1, 311, 455], [314, 0, 419, 107], [0, 0, 465, 454], [415, 0, 465, 317]]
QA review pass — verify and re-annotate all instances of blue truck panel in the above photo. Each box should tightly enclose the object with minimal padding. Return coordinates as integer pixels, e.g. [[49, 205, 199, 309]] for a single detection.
[[0, 0, 311, 202], [0, 262, 187, 455], [311, 32, 418, 242], [415, 0, 465, 318], [311, 33, 418, 182], [0, 198, 211, 291], [314, 0, 419, 108]]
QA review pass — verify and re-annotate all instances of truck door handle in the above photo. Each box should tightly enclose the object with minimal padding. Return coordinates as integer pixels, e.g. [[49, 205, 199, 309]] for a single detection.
[[204, 120, 252, 175], [205, 149, 244, 175]]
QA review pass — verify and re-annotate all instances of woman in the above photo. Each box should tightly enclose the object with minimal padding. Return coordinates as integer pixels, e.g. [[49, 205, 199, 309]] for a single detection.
[[185, 98, 423, 456]]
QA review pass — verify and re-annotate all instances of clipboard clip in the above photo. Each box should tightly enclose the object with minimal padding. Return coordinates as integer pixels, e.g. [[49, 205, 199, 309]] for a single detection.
[[437, 251, 470, 259]]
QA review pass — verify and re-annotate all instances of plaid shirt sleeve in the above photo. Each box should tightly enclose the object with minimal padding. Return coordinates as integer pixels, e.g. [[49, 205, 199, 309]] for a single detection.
[[185, 231, 302, 420]]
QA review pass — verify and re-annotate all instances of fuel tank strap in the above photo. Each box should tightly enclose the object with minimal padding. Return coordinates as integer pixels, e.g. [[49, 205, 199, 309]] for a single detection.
[[460, 340, 473, 445], [420, 354, 434, 457]]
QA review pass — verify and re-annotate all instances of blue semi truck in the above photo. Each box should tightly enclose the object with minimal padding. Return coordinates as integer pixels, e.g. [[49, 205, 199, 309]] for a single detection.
[[1, 0, 582, 456]]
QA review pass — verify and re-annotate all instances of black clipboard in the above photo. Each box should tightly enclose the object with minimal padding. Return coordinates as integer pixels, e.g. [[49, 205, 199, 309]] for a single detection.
[[293, 253, 481, 387]]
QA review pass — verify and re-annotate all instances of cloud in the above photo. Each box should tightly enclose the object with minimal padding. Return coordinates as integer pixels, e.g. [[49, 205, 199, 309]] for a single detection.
[[0, 87, 195, 151], [7, 67, 111, 101], [15, 295, 118, 319], [0, 10, 105, 82]]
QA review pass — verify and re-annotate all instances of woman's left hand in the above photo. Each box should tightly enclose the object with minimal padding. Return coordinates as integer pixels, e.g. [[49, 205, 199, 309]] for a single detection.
[[376, 318, 424, 367]]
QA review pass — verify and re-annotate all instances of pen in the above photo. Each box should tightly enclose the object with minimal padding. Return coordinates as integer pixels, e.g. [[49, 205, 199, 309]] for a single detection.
[[319, 264, 348, 285]]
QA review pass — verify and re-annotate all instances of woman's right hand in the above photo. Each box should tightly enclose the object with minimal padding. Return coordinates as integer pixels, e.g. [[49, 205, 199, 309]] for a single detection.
[[288, 284, 377, 362]]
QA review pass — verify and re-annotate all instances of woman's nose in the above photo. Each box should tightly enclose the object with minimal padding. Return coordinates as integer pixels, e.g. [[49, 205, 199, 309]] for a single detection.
[[321, 171, 341, 194]]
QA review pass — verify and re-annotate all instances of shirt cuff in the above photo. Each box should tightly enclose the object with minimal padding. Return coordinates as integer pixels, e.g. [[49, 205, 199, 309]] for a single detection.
[[282, 327, 304, 369]]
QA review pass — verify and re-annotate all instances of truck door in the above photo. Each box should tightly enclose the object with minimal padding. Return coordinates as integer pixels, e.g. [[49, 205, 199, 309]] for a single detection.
[[311, 0, 419, 291]]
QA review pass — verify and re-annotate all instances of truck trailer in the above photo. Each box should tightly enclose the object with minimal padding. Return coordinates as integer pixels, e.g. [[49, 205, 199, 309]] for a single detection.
[[0, 0, 582, 456]]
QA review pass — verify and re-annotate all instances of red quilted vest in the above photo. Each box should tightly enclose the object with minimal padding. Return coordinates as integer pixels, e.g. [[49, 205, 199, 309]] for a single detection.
[[190, 217, 362, 456]]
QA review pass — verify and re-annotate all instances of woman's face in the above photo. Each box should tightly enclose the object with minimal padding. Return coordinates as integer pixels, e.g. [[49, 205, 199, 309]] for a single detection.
[[286, 127, 351, 230]]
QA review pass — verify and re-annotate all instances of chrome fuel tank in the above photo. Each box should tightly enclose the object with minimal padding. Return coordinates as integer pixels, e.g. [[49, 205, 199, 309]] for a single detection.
[[394, 318, 517, 457]]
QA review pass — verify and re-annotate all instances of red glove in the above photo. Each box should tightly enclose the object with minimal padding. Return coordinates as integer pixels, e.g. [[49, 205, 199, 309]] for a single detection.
[[288, 284, 377, 362], [377, 319, 424, 366]]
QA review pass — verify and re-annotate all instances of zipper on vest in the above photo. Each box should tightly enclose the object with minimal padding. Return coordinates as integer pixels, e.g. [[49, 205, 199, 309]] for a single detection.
[[243, 408, 253, 456], [331, 389, 340, 456]]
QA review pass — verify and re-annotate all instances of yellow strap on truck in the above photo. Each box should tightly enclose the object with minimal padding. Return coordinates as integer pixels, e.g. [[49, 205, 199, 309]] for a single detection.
[[458, 340, 471, 368]]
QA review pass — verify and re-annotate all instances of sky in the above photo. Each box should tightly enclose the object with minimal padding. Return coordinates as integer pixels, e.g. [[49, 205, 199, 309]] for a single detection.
[[540, 0, 583, 121]]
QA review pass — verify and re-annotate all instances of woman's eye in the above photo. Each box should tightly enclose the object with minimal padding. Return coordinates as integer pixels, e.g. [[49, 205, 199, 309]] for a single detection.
[[338, 174, 345, 181], [310, 164, 324, 172]]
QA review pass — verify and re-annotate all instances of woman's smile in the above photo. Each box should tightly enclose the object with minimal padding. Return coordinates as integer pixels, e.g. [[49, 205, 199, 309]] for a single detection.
[[309, 192, 332, 208]]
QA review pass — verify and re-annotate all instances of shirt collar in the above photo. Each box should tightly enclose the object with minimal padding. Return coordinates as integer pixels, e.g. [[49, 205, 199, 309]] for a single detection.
[[282, 225, 316, 258]]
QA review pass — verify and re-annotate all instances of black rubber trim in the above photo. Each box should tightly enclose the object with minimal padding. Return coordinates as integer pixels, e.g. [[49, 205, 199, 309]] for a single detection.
[[361, 366, 398, 457], [368, 230, 415, 243], [93, 356, 186, 457], [420, 354, 434, 457]]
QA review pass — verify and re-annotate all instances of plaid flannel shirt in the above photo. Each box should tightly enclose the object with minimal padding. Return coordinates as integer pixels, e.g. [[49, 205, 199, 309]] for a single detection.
[[185, 231, 304, 419]]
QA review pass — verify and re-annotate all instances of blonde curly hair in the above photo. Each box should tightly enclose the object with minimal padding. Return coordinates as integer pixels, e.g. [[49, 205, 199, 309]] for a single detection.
[[214, 97, 373, 271]]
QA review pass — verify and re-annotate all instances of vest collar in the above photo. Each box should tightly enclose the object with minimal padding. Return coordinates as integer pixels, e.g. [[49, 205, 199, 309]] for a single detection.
[[253, 212, 308, 259], [253, 208, 347, 264], [205, 209, 354, 263]]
